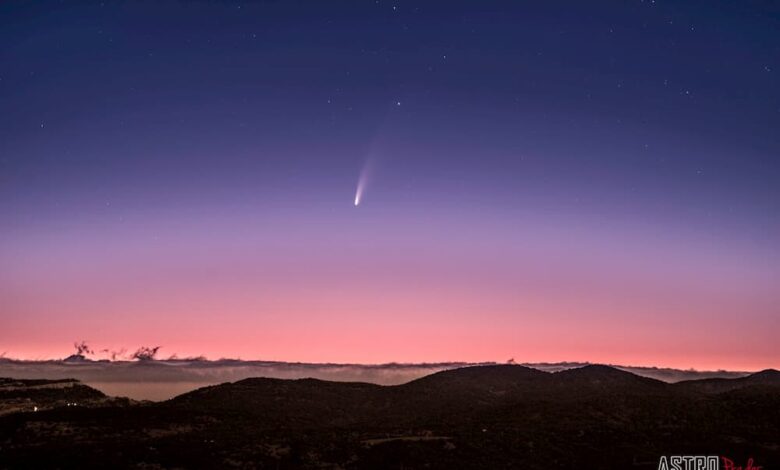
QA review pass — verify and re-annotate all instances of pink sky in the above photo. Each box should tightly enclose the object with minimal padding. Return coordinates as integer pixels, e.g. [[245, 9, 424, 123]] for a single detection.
[[2, 204, 777, 371]]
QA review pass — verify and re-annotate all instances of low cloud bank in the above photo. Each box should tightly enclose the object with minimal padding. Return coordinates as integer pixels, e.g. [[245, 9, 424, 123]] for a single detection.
[[0, 357, 752, 401]]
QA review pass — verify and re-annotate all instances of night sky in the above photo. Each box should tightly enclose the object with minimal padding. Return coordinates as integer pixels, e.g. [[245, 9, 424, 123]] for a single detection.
[[1, 1, 778, 369]]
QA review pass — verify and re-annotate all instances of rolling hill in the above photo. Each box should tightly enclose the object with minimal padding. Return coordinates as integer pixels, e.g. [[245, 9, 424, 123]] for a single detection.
[[0, 365, 778, 469]]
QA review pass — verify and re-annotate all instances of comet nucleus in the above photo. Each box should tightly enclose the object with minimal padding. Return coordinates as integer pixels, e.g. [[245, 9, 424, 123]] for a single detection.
[[354, 157, 372, 207]]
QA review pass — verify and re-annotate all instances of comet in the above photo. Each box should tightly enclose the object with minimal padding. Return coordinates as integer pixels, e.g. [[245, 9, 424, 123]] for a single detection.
[[354, 156, 373, 206], [354, 186, 362, 206], [354, 175, 366, 206]]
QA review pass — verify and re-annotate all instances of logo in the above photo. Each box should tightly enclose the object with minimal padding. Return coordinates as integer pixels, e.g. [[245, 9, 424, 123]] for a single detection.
[[722, 458, 763, 470], [657, 456, 762, 470]]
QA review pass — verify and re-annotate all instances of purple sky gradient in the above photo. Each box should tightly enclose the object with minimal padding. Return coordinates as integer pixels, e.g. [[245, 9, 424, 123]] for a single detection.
[[1, 0, 778, 369]]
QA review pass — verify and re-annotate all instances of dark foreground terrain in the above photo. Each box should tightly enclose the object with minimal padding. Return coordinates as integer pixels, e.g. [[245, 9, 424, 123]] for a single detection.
[[1, 365, 778, 469]]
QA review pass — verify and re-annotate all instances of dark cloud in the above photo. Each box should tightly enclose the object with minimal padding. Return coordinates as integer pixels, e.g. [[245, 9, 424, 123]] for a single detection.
[[73, 341, 93, 357], [131, 347, 161, 361]]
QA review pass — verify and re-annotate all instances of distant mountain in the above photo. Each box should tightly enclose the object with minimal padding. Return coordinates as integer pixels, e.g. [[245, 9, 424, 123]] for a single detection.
[[62, 354, 92, 363], [1, 365, 779, 469]]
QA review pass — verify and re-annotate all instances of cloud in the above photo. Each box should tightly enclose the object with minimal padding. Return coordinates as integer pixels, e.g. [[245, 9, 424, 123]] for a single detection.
[[73, 341, 93, 356], [131, 346, 161, 361], [0, 357, 754, 401]]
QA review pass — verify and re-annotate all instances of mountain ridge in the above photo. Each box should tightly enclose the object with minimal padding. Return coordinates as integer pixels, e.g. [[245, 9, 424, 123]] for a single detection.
[[1, 365, 779, 469]]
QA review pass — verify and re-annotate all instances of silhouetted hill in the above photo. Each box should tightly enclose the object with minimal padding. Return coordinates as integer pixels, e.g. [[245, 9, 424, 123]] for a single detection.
[[1, 365, 778, 469], [171, 377, 382, 427], [399, 365, 550, 407], [0, 377, 110, 416], [551, 364, 669, 395], [673, 368, 780, 394], [745, 368, 780, 383], [405, 364, 548, 390]]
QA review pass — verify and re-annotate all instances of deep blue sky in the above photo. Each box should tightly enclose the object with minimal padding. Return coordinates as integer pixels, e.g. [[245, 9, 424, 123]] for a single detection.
[[2, 1, 779, 230]]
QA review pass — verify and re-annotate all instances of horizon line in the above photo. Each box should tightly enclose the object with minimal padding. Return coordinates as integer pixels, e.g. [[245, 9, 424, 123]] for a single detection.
[[1, 354, 771, 374]]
